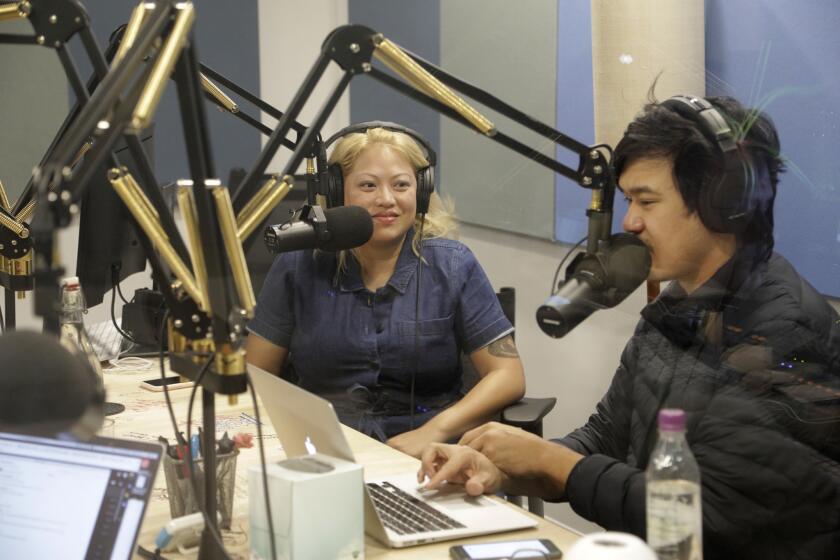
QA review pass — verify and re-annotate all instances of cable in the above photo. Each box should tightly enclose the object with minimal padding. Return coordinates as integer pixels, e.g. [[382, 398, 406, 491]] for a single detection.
[[116, 280, 130, 305], [550, 236, 587, 295], [409, 215, 426, 431], [136, 545, 169, 559], [110, 264, 130, 305], [110, 267, 156, 347], [246, 370, 279, 560], [111, 284, 141, 343], [158, 312, 230, 557]]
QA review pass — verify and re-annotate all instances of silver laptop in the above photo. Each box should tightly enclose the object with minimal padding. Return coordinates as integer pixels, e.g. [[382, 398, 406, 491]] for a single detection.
[[248, 364, 537, 548], [0, 431, 162, 560]]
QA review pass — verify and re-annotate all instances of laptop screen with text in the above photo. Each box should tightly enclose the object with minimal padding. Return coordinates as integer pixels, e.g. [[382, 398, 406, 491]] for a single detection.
[[0, 432, 161, 560]]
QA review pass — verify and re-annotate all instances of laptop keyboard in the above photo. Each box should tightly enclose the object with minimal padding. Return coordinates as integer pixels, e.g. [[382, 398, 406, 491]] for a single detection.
[[366, 481, 465, 535]]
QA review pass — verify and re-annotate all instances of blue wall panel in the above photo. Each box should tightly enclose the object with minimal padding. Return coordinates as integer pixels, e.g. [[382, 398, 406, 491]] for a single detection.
[[707, 0, 840, 295], [554, 1, 598, 244]]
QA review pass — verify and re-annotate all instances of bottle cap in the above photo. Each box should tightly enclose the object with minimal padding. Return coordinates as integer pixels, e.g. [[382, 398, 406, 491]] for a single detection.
[[657, 408, 685, 431], [61, 276, 80, 288]]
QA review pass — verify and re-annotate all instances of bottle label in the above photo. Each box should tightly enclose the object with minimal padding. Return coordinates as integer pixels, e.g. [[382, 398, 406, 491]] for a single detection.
[[647, 480, 702, 560]]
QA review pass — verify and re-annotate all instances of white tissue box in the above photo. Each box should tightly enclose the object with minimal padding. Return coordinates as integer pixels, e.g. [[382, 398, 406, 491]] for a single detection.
[[249, 453, 364, 560]]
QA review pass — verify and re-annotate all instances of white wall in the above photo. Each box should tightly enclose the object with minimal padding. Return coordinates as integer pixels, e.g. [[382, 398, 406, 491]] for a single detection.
[[257, 0, 350, 174]]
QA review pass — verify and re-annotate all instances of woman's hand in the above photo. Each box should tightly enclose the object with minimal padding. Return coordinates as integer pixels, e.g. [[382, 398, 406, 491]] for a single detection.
[[386, 422, 449, 458]]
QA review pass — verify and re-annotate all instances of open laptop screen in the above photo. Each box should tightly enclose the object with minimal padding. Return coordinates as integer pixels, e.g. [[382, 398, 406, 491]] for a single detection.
[[0, 432, 162, 560]]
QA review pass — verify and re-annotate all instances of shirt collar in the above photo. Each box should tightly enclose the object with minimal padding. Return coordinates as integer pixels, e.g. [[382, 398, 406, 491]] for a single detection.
[[338, 229, 419, 295]]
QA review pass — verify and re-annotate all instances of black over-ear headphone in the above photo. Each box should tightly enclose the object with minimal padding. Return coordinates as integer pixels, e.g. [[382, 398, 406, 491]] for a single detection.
[[322, 121, 437, 214], [660, 95, 757, 234]]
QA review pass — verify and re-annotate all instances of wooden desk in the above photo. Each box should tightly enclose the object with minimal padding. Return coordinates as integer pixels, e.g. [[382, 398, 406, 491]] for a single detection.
[[103, 361, 579, 559]]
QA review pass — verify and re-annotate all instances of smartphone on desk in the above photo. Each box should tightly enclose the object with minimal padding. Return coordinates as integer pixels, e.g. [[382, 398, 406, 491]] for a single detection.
[[140, 376, 194, 392], [450, 538, 562, 559]]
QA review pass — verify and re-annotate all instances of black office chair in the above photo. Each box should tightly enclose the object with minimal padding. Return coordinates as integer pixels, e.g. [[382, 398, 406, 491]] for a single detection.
[[462, 287, 556, 516]]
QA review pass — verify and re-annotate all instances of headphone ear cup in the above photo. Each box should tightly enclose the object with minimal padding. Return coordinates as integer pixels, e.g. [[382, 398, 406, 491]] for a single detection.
[[698, 158, 752, 234], [326, 163, 344, 208], [416, 166, 435, 214]]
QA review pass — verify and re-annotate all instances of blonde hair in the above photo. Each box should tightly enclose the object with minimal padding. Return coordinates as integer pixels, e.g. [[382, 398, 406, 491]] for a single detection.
[[327, 127, 458, 278]]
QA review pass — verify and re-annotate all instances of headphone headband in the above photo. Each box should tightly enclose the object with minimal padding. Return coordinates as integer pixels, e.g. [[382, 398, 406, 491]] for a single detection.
[[323, 121, 437, 166], [661, 95, 754, 234]]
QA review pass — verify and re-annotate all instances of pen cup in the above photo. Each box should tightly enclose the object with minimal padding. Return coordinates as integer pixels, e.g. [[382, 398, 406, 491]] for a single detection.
[[162, 448, 239, 529]]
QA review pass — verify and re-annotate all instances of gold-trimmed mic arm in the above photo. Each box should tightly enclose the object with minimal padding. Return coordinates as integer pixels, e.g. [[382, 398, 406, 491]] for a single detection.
[[15, 199, 35, 224], [176, 184, 211, 313], [112, 1, 154, 68], [70, 140, 93, 169], [211, 186, 255, 316], [200, 73, 239, 113], [0, 1, 30, 22], [130, 2, 196, 132], [0, 179, 10, 212], [236, 175, 293, 241], [108, 167, 204, 307], [235, 173, 280, 227], [372, 35, 495, 136], [0, 208, 28, 238]]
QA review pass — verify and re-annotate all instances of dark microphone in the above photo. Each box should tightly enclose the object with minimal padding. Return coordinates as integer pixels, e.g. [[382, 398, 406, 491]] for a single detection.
[[537, 233, 651, 337], [264, 204, 373, 253], [0, 330, 105, 438]]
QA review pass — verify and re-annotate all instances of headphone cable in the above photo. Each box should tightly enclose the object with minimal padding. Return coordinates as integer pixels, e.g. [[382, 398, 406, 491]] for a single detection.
[[410, 215, 426, 431]]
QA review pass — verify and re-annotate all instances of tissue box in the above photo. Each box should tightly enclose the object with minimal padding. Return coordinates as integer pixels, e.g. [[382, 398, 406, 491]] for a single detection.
[[249, 453, 364, 560]]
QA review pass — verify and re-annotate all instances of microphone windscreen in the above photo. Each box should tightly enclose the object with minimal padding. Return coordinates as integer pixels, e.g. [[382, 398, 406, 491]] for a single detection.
[[0, 331, 104, 436], [321, 205, 374, 251], [604, 233, 652, 305]]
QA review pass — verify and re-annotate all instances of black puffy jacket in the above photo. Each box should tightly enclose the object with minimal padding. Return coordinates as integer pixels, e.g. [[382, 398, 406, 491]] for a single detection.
[[557, 252, 840, 559]]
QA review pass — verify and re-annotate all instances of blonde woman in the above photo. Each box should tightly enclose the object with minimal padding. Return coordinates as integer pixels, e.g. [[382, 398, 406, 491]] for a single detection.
[[246, 123, 525, 458]]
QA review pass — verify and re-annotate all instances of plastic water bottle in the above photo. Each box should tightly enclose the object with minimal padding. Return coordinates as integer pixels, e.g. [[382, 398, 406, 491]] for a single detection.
[[646, 408, 703, 560], [59, 276, 103, 380]]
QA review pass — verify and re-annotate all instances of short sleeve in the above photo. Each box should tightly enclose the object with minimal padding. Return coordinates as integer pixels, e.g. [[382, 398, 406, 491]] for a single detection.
[[247, 252, 297, 347], [454, 246, 513, 354]]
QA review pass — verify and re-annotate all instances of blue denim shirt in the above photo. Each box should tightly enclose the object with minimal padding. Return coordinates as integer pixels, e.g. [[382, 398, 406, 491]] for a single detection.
[[247, 232, 512, 440]]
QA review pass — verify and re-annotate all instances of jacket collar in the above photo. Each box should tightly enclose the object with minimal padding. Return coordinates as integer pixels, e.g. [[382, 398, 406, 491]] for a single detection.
[[642, 246, 767, 348]]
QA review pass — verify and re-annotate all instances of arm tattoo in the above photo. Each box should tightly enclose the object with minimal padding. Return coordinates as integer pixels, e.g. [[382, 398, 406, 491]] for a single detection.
[[487, 335, 519, 358]]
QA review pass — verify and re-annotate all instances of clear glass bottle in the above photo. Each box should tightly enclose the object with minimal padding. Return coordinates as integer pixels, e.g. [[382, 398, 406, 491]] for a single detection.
[[59, 276, 103, 380], [646, 408, 703, 560]]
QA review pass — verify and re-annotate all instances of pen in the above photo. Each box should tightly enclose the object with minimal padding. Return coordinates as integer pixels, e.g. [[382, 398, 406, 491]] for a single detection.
[[190, 433, 201, 460], [175, 443, 191, 479]]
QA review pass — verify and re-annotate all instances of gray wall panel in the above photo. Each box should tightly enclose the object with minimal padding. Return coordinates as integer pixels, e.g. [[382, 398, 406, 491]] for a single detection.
[[0, 20, 70, 205], [440, 0, 557, 238]]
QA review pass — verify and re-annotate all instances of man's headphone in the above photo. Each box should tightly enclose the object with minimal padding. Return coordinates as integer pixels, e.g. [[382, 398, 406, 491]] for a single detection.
[[322, 121, 437, 214], [661, 95, 757, 234]]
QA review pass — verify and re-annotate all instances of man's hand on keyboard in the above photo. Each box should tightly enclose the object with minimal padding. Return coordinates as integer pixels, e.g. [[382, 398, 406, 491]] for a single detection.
[[417, 443, 505, 497]]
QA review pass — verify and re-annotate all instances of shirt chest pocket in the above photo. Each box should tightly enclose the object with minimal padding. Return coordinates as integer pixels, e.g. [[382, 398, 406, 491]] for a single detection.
[[397, 314, 460, 386]]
